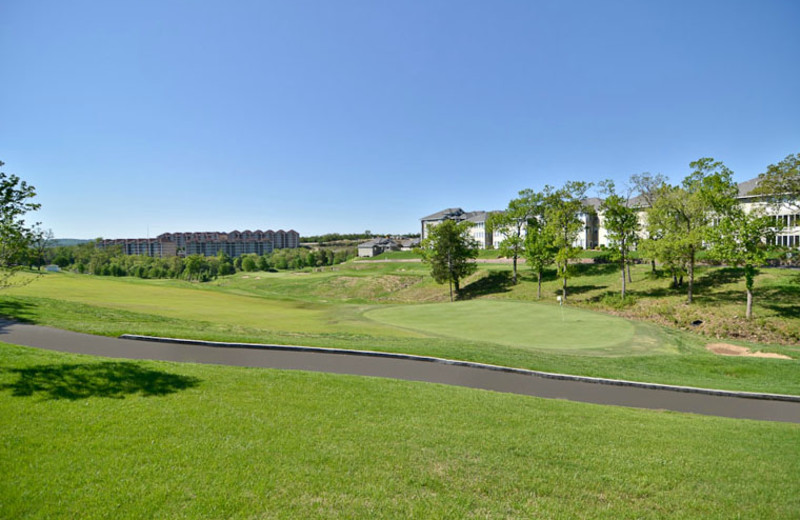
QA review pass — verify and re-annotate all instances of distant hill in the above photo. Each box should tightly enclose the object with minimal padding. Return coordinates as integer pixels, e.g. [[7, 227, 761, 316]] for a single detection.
[[50, 239, 90, 247]]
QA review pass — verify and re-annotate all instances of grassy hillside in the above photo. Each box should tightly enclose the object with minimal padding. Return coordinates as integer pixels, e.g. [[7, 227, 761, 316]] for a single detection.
[[1, 343, 798, 519]]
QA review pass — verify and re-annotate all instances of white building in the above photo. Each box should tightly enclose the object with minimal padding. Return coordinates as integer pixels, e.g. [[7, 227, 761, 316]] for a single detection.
[[737, 178, 799, 248], [422, 179, 800, 253], [420, 208, 498, 249]]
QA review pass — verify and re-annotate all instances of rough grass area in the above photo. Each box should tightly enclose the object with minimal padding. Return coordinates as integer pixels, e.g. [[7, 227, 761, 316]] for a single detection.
[[1, 343, 798, 519]]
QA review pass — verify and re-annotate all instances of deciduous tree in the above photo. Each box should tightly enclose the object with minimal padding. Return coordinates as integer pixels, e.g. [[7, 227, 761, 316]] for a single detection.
[[629, 172, 668, 272], [417, 219, 478, 301], [645, 158, 737, 304], [0, 160, 40, 287], [599, 181, 640, 299], [754, 153, 799, 211], [488, 189, 539, 284], [523, 191, 556, 299], [544, 181, 591, 303], [706, 205, 774, 319]]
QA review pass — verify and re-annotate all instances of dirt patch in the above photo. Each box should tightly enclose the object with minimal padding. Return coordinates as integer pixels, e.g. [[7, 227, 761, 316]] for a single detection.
[[706, 343, 792, 359]]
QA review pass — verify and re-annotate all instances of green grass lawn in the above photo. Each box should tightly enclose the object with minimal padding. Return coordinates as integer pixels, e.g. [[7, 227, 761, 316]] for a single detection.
[[366, 300, 651, 354], [1, 343, 798, 519], [2, 270, 799, 395]]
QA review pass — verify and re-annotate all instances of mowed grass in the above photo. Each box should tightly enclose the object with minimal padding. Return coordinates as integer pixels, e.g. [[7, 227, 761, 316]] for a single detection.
[[1, 343, 798, 519], [367, 300, 658, 354], [2, 272, 418, 338], [2, 270, 800, 395]]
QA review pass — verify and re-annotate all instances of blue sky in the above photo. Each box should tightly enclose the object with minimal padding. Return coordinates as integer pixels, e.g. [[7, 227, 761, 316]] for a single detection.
[[1, 0, 798, 239]]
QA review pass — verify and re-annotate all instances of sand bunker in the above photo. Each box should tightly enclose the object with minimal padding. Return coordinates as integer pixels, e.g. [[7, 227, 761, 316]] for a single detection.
[[706, 343, 792, 360]]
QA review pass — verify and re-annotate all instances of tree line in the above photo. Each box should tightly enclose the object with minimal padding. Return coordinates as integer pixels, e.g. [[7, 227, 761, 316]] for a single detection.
[[417, 153, 799, 319], [43, 242, 357, 281]]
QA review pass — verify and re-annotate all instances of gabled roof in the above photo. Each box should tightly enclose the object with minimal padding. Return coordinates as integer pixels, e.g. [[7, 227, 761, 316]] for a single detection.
[[464, 210, 489, 223], [737, 177, 761, 197], [582, 197, 603, 210], [627, 194, 650, 208], [420, 208, 465, 221], [358, 237, 399, 248], [399, 238, 420, 247]]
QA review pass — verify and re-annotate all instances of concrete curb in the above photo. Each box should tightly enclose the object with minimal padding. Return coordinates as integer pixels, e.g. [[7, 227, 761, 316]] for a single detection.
[[119, 334, 800, 404]]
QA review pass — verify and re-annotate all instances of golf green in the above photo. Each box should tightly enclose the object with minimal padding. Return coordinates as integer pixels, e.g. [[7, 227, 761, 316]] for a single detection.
[[365, 300, 637, 352]]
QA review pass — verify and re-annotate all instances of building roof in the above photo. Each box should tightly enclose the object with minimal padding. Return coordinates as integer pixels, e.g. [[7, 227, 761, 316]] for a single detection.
[[627, 193, 650, 208], [582, 197, 603, 210], [358, 237, 399, 248], [737, 177, 761, 197], [464, 210, 489, 223], [399, 238, 420, 247], [420, 208, 465, 221]]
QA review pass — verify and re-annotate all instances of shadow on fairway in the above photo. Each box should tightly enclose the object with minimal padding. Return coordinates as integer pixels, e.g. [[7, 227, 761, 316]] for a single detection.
[[697, 267, 743, 288], [0, 299, 37, 325], [760, 286, 800, 319], [0, 362, 201, 400], [460, 270, 514, 299], [572, 263, 619, 276], [554, 284, 606, 296]]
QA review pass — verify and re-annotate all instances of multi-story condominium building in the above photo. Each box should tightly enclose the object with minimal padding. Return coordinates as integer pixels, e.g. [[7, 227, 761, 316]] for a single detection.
[[420, 208, 499, 249], [421, 206, 602, 249], [422, 179, 800, 251], [736, 178, 799, 248], [99, 229, 300, 258]]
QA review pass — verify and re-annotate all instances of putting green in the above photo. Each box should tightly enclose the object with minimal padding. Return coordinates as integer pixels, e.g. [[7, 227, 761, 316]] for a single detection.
[[365, 300, 638, 352]]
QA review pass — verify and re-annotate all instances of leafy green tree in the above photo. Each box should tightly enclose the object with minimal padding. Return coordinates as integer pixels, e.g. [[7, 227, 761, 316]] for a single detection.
[[629, 172, 668, 272], [184, 254, 206, 281], [523, 192, 556, 299], [241, 254, 258, 272], [216, 250, 235, 276], [0, 161, 40, 287], [646, 158, 737, 303], [706, 205, 775, 319], [488, 189, 539, 284], [544, 181, 591, 302], [599, 181, 640, 299], [417, 219, 478, 301], [754, 152, 799, 211], [28, 227, 54, 270], [51, 246, 74, 268]]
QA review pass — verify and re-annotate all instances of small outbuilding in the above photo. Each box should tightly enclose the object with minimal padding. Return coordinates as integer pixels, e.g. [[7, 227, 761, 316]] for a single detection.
[[357, 238, 401, 258]]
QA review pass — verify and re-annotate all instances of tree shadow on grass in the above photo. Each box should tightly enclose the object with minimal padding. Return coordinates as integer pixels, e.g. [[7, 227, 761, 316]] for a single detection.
[[757, 287, 800, 319], [0, 298, 36, 324], [696, 267, 744, 289], [572, 263, 619, 276], [460, 270, 514, 299], [0, 362, 201, 400], [553, 284, 607, 297]]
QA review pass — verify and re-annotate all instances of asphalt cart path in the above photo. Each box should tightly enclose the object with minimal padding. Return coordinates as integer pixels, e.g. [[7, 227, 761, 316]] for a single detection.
[[1, 320, 798, 423]]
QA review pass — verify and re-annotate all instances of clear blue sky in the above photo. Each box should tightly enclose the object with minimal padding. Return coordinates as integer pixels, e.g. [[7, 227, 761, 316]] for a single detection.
[[1, 0, 798, 239]]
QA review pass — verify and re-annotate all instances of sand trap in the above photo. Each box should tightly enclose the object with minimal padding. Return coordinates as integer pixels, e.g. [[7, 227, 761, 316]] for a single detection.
[[706, 343, 792, 359]]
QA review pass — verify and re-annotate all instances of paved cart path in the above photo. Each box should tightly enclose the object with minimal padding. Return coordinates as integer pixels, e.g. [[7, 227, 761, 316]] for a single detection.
[[1, 320, 799, 423]]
